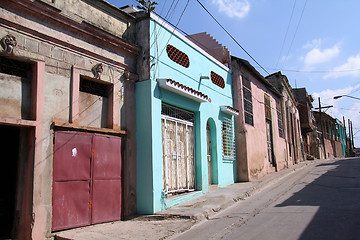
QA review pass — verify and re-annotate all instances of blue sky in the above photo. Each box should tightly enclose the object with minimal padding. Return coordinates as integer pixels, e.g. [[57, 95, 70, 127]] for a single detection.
[[109, 0, 360, 146]]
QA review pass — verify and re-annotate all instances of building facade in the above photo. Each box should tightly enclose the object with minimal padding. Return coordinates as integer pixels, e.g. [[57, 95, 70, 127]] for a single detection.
[[232, 58, 288, 181], [266, 72, 304, 165], [135, 12, 237, 214], [292, 88, 317, 160], [313, 111, 345, 158], [0, 0, 139, 238], [335, 119, 347, 157]]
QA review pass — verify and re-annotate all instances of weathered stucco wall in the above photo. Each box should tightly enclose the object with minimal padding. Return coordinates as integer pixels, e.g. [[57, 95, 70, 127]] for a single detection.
[[232, 60, 287, 182], [0, 73, 31, 119], [324, 139, 335, 159], [0, 0, 139, 239], [266, 73, 303, 166]]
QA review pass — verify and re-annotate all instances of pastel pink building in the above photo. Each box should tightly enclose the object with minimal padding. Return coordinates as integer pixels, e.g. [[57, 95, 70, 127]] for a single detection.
[[232, 58, 291, 181]]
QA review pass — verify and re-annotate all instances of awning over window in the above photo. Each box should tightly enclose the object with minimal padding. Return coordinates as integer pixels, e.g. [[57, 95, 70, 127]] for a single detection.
[[220, 105, 239, 116], [157, 79, 209, 103]]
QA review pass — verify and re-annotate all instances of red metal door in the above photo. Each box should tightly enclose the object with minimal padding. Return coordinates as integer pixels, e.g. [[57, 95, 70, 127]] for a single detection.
[[52, 132, 123, 231], [52, 132, 92, 231], [91, 135, 122, 224]]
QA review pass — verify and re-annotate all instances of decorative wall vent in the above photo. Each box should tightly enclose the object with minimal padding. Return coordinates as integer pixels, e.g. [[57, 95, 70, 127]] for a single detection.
[[220, 105, 239, 116], [157, 78, 208, 103], [166, 44, 190, 68], [1, 34, 17, 54], [211, 71, 225, 88]]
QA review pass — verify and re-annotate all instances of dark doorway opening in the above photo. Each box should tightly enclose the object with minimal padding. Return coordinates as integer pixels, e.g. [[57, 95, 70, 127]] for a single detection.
[[0, 125, 20, 239]]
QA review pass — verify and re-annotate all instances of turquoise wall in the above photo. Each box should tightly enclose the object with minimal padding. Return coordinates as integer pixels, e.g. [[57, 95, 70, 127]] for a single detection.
[[335, 119, 347, 156], [136, 16, 236, 214]]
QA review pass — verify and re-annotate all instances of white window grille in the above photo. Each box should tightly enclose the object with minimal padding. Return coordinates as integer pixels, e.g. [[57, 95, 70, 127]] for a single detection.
[[242, 76, 253, 126], [222, 117, 236, 161], [276, 100, 284, 138]]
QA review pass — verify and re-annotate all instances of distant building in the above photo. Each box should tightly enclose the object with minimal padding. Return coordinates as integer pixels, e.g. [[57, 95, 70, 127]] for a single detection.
[[292, 88, 318, 160], [335, 119, 347, 157], [266, 72, 304, 164], [313, 111, 344, 158]]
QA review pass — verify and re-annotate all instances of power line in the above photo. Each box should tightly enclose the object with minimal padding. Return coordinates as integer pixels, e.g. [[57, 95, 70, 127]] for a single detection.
[[281, 0, 308, 70], [195, 0, 270, 75], [158, 0, 190, 58], [150, 0, 179, 49], [154, 13, 229, 65], [267, 67, 360, 73], [276, 0, 297, 69]]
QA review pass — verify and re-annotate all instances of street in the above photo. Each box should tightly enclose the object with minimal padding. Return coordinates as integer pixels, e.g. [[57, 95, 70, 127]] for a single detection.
[[172, 158, 360, 240]]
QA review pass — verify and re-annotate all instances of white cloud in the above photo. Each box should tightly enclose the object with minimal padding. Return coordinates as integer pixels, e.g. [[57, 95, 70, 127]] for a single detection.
[[312, 85, 360, 112], [303, 39, 323, 49], [211, 0, 250, 19], [304, 45, 340, 66], [313, 85, 360, 147], [324, 54, 360, 79]]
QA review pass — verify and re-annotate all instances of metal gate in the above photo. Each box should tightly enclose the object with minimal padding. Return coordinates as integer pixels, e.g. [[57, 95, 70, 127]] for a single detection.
[[162, 104, 195, 196], [52, 131, 122, 231]]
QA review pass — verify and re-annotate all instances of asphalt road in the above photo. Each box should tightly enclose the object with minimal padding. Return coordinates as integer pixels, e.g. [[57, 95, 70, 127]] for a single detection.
[[172, 158, 360, 240]]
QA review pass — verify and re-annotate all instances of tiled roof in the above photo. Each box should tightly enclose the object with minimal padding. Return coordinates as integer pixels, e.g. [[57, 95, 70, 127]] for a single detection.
[[220, 105, 239, 116], [157, 79, 209, 103]]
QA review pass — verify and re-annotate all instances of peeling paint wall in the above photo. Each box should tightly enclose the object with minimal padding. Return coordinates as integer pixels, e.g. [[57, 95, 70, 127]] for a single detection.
[[266, 73, 303, 167], [232, 60, 287, 182], [0, 0, 138, 239]]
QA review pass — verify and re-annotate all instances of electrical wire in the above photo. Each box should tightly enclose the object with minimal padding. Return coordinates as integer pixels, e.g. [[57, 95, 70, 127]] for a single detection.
[[154, 13, 230, 66], [281, 0, 308, 70], [150, 0, 179, 49], [151, 0, 190, 80], [158, 0, 190, 58], [195, 0, 270, 75], [275, 0, 297, 69], [269, 67, 360, 73]]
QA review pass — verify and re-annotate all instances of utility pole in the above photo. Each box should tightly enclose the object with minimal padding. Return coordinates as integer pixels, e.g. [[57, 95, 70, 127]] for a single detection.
[[343, 116, 348, 157], [315, 97, 333, 159], [348, 119, 353, 156], [351, 120, 355, 149]]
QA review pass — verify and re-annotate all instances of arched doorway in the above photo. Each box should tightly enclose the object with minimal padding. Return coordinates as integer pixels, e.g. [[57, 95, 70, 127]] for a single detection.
[[206, 119, 218, 185]]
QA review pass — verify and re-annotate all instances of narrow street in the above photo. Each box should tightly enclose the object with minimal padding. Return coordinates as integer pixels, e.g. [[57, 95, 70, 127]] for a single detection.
[[172, 158, 360, 240]]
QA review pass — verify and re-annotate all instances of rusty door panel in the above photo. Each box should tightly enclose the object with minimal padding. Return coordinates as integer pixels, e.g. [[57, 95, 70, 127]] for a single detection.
[[53, 132, 92, 181], [92, 135, 122, 179], [52, 181, 90, 231], [92, 179, 121, 224], [92, 135, 122, 224], [53, 132, 123, 231]]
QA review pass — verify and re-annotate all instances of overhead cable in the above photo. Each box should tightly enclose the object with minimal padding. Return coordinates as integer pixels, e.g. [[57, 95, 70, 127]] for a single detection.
[[195, 0, 270, 75], [281, 0, 308, 70], [275, 0, 297, 69]]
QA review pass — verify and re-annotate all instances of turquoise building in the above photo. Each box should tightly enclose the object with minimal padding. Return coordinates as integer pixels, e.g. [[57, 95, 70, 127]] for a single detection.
[[135, 12, 237, 214], [335, 119, 347, 157]]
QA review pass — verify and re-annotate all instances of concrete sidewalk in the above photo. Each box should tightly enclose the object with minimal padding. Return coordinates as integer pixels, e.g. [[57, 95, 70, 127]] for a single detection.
[[54, 160, 314, 240]]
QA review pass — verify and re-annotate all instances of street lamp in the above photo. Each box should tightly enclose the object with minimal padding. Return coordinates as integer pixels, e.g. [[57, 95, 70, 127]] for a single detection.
[[333, 95, 360, 100]]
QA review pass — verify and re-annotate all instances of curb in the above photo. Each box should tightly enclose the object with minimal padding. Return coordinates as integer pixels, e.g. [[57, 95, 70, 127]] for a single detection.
[[148, 161, 313, 223]]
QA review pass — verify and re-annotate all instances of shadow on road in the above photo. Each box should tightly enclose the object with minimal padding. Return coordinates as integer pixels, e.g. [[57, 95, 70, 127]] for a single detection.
[[275, 158, 360, 240]]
